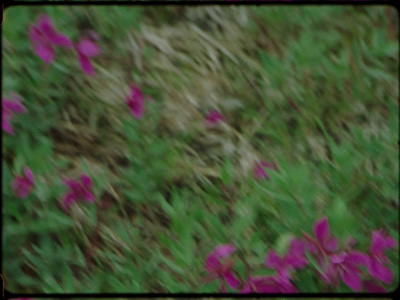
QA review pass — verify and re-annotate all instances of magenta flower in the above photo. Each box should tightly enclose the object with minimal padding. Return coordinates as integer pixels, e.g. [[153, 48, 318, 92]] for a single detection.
[[264, 238, 306, 292], [240, 276, 280, 293], [75, 37, 101, 76], [303, 217, 339, 257], [28, 14, 72, 64], [265, 238, 308, 275], [11, 166, 34, 198], [2, 94, 27, 135], [321, 250, 368, 291], [205, 244, 240, 291], [205, 110, 226, 127], [62, 173, 95, 211], [126, 85, 154, 119], [254, 160, 278, 179], [241, 274, 298, 293], [363, 280, 387, 293], [364, 230, 397, 284]]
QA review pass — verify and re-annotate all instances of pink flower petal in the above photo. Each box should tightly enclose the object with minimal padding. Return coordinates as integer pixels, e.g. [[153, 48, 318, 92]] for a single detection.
[[240, 283, 251, 293], [37, 14, 54, 32], [285, 239, 307, 269], [11, 177, 32, 198], [205, 255, 221, 273], [37, 14, 72, 47], [363, 280, 386, 293], [205, 110, 225, 126], [62, 193, 76, 211], [3, 98, 27, 114], [80, 174, 92, 188], [82, 190, 95, 203], [347, 250, 369, 266], [126, 85, 148, 119], [2, 114, 15, 135], [329, 252, 347, 264], [130, 85, 143, 102], [47, 32, 73, 48], [368, 258, 393, 284], [314, 217, 330, 245], [254, 163, 269, 179], [279, 279, 298, 293], [260, 160, 277, 170], [265, 250, 281, 269], [371, 230, 385, 253], [33, 41, 55, 64], [342, 268, 362, 291], [76, 39, 101, 57], [250, 276, 280, 293], [64, 178, 81, 189], [28, 25, 42, 42], [223, 270, 240, 289], [77, 52, 95, 76], [24, 166, 34, 184], [371, 230, 397, 253], [211, 244, 236, 259], [324, 236, 339, 252], [127, 99, 144, 119]]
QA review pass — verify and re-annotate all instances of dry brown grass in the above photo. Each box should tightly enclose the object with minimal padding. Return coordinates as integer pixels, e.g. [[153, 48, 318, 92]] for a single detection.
[[51, 6, 273, 192]]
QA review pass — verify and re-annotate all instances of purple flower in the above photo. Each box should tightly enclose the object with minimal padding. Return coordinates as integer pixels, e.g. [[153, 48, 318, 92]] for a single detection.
[[11, 166, 34, 198], [126, 85, 154, 119], [254, 160, 277, 179], [303, 217, 339, 257], [2, 94, 27, 135], [75, 37, 101, 76], [205, 110, 225, 127], [265, 238, 308, 273], [28, 14, 72, 63], [240, 276, 280, 293], [321, 250, 369, 291], [365, 230, 397, 284], [363, 280, 387, 293], [62, 173, 95, 211], [205, 244, 240, 291], [264, 239, 306, 292], [241, 274, 298, 293]]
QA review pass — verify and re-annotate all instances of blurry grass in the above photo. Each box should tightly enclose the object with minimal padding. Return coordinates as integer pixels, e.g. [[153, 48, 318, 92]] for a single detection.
[[2, 4, 399, 293]]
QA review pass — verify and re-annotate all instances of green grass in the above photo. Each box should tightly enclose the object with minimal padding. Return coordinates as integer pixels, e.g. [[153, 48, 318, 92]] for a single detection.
[[2, 4, 398, 293]]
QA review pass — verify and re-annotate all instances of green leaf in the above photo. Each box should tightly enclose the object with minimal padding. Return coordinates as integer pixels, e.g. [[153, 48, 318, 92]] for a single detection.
[[305, 250, 324, 275], [274, 232, 295, 255], [159, 255, 186, 277], [220, 157, 234, 185]]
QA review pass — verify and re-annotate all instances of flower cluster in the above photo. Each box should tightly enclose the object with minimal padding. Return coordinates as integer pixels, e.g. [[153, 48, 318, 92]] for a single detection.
[[9, 164, 95, 212], [205, 217, 397, 293], [205, 238, 308, 293], [4, 13, 397, 294], [29, 14, 100, 76], [5, 15, 100, 210]]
